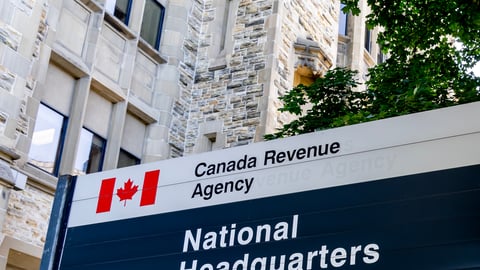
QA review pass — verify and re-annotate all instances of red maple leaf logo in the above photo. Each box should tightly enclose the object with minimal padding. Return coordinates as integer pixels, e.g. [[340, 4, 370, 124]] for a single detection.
[[116, 179, 138, 206]]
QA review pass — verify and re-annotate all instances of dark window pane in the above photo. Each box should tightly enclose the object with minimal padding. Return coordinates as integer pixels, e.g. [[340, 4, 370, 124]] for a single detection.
[[364, 25, 371, 52], [140, 0, 165, 49], [28, 104, 66, 175], [117, 149, 140, 168], [377, 52, 386, 63], [114, 0, 132, 24], [75, 128, 106, 174]]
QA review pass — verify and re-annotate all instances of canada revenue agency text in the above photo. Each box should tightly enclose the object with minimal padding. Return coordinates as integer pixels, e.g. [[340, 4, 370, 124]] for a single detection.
[[194, 142, 341, 177]]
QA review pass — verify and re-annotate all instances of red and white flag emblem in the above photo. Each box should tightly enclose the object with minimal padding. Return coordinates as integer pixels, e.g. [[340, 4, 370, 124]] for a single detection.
[[96, 170, 160, 213]]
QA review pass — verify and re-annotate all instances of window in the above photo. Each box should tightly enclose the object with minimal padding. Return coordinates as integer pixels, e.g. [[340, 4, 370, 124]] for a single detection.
[[113, 0, 132, 24], [105, 0, 132, 24], [28, 104, 67, 175], [117, 149, 140, 168], [364, 25, 372, 53], [338, 4, 348, 36], [74, 128, 106, 174], [140, 0, 165, 49], [377, 51, 386, 64]]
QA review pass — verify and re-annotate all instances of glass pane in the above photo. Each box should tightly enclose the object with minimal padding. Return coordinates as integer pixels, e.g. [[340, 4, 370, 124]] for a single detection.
[[75, 128, 105, 174], [338, 4, 348, 35], [28, 104, 65, 174], [114, 0, 131, 24], [140, 0, 164, 48], [117, 149, 140, 168], [364, 25, 371, 52], [88, 135, 106, 173]]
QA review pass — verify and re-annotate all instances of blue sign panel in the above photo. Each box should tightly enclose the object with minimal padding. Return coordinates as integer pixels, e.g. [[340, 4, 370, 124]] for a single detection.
[[58, 165, 480, 269]]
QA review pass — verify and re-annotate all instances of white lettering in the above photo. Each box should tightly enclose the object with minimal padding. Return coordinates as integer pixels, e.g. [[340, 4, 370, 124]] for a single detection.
[[363, 243, 380, 264], [232, 253, 249, 270], [180, 260, 197, 270], [182, 215, 298, 252], [237, 227, 254, 245], [183, 229, 201, 252], [191, 178, 255, 200], [179, 242, 381, 270], [180, 216, 381, 270], [330, 248, 347, 267]]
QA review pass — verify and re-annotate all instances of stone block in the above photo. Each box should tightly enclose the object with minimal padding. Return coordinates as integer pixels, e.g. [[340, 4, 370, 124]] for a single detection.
[[0, 1, 15, 23], [0, 66, 15, 93], [94, 25, 126, 83], [56, 3, 89, 57], [4, 185, 53, 247], [0, 22, 21, 51], [2, 46, 31, 78]]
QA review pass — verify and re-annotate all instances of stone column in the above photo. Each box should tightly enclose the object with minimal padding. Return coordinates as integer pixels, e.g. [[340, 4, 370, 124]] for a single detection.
[[103, 101, 127, 170], [58, 77, 91, 176]]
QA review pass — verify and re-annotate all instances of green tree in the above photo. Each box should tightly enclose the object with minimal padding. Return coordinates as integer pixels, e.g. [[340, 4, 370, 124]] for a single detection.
[[343, 0, 480, 116], [264, 68, 369, 140], [266, 0, 480, 140]]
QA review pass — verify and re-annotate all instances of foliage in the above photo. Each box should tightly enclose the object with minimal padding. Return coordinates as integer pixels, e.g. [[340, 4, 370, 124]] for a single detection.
[[264, 68, 369, 140], [342, 0, 480, 115], [265, 0, 480, 140]]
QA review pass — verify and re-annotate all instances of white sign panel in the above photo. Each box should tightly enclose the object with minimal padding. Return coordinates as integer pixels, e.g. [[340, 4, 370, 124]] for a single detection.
[[68, 102, 480, 228]]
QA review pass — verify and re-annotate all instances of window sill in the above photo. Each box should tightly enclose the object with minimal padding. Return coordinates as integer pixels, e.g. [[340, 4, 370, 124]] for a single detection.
[[138, 39, 167, 64], [104, 12, 137, 40], [127, 95, 159, 124], [363, 49, 376, 67], [337, 34, 351, 43], [22, 163, 58, 194], [50, 47, 90, 78], [77, 0, 103, 12]]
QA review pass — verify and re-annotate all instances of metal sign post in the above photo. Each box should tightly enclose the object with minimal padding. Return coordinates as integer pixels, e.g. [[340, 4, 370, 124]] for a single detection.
[[40, 175, 76, 270]]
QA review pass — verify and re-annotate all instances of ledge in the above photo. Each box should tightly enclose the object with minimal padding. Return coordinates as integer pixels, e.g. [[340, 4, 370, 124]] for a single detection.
[[337, 34, 351, 43], [0, 146, 20, 162], [104, 12, 137, 40], [50, 46, 90, 78], [127, 94, 159, 124], [363, 49, 376, 67], [91, 75, 127, 103], [21, 164, 57, 194], [137, 39, 167, 64], [77, 0, 103, 12]]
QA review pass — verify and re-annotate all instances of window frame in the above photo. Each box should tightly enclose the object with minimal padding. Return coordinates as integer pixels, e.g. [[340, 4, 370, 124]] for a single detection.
[[114, 0, 133, 25], [74, 127, 107, 175], [117, 148, 141, 168], [140, 0, 166, 50]]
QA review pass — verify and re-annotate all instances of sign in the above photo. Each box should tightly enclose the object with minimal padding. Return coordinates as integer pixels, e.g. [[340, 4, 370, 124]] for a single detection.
[[41, 102, 480, 270]]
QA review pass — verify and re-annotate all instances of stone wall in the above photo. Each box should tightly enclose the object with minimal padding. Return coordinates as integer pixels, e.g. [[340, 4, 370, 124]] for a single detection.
[[175, 0, 275, 156], [0, 0, 52, 247], [271, 0, 338, 131], [175, 0, 339, 155], [3, 185, 53, 247], [0, 0, 48, 155]]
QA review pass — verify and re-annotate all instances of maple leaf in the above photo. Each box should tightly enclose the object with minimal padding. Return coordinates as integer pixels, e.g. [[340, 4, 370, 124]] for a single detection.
[[116, 179, 138, 207]]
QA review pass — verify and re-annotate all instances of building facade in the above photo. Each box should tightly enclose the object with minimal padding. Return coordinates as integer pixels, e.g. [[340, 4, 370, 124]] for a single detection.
[[0, 0, 380, 268]]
